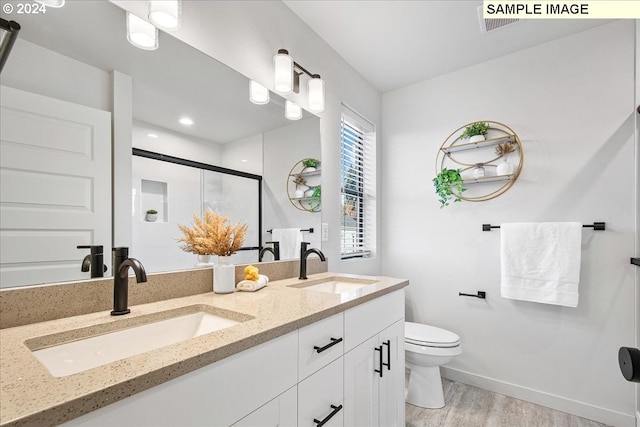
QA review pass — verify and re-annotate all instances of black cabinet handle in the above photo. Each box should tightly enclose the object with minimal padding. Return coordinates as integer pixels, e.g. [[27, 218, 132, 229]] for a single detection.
[[382, 340, 391, 371], [313, 404, 343, 427], [374, 346, 383, 377], [631, 258, 640, 266], [314, 337, 343, 354]]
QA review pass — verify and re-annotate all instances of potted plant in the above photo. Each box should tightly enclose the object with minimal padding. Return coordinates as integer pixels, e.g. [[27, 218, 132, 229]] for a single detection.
[[293, 175, 307, 198], [145, 209, 158, 222], [495, 141, 516, 175], [302, 158, 320, 172], [309, 186, 321, 212], [461, 122, 489, 143], [433, 168, 466, 208]]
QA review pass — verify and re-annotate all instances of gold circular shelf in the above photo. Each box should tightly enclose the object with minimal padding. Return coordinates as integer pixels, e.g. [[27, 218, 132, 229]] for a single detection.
[[435, 120, 523, 202], [287, 158, 321, 212]]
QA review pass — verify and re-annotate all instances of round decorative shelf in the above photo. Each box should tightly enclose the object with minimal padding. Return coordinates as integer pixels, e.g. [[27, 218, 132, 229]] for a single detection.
[[287, 158, 321, 212], [435, 120, 523, 202]]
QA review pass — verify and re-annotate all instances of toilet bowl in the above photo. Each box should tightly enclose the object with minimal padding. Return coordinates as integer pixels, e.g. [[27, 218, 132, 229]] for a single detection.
[[405, 321, 462, 409]]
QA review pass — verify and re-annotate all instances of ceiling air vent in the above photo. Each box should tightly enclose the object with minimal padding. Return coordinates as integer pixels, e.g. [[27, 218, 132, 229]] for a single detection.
[[477, 5, 519, 34]]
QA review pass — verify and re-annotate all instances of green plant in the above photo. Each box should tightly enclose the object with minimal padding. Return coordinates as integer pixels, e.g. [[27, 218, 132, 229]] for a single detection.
[[302, 158, 320, 169], [433, 168, 466, 208], [309, 186, 321, 212], [146, 209, 158, 215], [461, 122, 489, 139]]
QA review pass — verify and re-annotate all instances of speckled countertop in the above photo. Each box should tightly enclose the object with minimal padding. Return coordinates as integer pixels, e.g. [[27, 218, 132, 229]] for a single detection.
[[0, 272, 408, 426]]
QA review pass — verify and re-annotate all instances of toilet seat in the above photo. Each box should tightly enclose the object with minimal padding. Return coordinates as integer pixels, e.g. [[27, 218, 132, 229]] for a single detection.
[[405, 321, 460, 348]]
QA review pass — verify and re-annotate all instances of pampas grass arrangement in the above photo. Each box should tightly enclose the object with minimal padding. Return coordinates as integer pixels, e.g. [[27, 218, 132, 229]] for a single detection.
[[177, 208, 247, 256]]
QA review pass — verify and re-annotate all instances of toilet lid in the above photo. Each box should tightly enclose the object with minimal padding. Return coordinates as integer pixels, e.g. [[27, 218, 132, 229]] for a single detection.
[[405, 322, 460, 348]]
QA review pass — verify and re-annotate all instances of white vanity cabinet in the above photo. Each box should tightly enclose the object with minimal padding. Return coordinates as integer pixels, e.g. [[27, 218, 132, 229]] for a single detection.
[[343, 291, 405, 427], [232, 386, 297, 427]]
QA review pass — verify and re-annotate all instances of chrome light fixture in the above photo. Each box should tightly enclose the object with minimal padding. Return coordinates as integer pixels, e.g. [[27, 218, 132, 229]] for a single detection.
[[285, 100, 302, 121], [149, 0, 181, 31], [0, 18, 20, 73], [126, 12, 158, 51], [273, 48, 326, 114], [249, 80, 270, 105]]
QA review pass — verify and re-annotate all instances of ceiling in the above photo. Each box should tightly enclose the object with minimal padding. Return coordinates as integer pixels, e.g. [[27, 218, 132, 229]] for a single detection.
[[283, 1, 613, 93]]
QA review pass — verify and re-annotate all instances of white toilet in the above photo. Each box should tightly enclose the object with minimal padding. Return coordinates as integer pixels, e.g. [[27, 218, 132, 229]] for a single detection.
[[404, 321, 462, 409]]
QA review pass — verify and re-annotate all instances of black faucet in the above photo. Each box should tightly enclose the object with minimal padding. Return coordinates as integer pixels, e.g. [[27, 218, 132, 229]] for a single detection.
[[77, 245, 107, 278], [299, 242, 326, 280], [259, 241, 281, 262], [111, 247, 147, 316]]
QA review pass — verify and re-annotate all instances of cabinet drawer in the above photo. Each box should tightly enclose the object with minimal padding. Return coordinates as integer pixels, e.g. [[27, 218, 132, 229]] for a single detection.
[[233, 386, 297, 427], [299, 312, 344, 380], [298, 357, 344, 427], [344, 290, 404, 352]]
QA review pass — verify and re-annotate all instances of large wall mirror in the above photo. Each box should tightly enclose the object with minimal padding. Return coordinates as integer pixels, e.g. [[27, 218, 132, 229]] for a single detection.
[[0, 1, 321, 288]]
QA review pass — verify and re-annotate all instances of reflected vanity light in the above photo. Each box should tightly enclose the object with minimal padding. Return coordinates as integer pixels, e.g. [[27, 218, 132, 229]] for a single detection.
[[126, 12, 158, 51], [147, 133, 159, 138], [249, 80, 270, 105], [148, 0, 181, 31], [179, 117, 194, 126], [34, 0, 65, 7], [285, 100, 302, 121], [274, 48, 325, 115]]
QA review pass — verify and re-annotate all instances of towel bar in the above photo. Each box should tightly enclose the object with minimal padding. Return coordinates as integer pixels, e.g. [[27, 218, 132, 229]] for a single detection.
[[482, 222, 605, 231], [267, 228, 314, 233], [459, 291, 486, 299]]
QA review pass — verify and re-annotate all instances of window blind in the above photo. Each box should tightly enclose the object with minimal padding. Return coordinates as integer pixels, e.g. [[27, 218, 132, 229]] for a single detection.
[[340, 106, 375, 260]]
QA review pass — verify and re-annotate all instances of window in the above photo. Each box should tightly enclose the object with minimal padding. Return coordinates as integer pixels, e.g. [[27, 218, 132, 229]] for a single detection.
[[340, 105, 376, 260]]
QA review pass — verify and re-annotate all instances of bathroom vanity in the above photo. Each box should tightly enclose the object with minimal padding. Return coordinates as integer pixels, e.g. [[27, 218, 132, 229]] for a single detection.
[[0, 271, 408, 426]]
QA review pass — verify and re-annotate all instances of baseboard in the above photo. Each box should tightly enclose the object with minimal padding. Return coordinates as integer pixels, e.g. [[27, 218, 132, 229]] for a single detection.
[[441, 367, 636, 427]]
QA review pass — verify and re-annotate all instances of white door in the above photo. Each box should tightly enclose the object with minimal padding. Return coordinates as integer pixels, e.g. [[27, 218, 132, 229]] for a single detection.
[[378, 320, 405, 427], [0, 86, 112, 287], [344, 334, 379, 427]]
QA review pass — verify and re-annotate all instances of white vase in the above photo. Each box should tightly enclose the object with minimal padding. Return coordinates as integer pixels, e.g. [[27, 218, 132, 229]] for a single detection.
[[146, 213, 158, 222], [294, 189, 305, 198], [195, 254, 213, 268], [214, 255, 235, 294], [496, 158, 514, 175], [469, 135, 485, 143]]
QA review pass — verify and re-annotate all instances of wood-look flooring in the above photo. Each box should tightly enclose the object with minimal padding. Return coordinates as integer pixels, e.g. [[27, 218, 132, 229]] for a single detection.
[[405, 379, 610, 427]]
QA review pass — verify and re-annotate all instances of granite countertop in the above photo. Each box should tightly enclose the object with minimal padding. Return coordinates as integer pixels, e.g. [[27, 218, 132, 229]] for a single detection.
[[0, 272, 408, 426]]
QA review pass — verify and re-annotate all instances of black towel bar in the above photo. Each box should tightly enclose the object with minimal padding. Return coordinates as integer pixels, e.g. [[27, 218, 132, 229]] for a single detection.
[[482, 222, 605, 231], [267, 228, 314, 233]]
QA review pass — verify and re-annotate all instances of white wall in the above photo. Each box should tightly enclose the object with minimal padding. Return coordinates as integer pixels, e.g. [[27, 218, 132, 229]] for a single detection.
[[635, 20, 640, 425], [382, 21, 636, 426], [111, 0, 383, 274], [263, 117, 322, 254]]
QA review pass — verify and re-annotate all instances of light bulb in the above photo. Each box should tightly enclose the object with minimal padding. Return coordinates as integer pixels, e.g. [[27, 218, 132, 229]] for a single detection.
[[249, 80, 270, 105], [285, 100, 302, 120], [149, 0, 181, 30], [308, 74, 325, 113], [273, 49, 293, 94], [126, 13, 158, 51]]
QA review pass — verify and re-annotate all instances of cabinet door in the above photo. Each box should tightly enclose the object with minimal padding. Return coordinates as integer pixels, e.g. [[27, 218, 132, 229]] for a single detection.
[[233, 386, 297, 427], [298, 357, 344, 427], [378, 320, 405, 427], [344, 335, 379, 427]]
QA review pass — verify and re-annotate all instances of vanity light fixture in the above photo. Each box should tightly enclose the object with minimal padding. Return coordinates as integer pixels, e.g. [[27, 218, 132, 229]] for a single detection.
[[273, 49, 325, 113], [126, 12, 158, 51], [179, 117, 194, 126], [34, 0, 65, 7], [249, 80, 270, 105], [148, 0, 181, 31], [285, 100, 302, 121]]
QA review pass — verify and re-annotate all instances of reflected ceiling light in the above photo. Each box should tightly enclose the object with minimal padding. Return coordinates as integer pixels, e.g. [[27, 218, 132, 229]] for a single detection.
[[147, 133, 159, 138], [249, 80, 270, 105], [285, 100, 302, 121], [149, 0, 181, 31], [179, 117, 194, 126], [34, 0, 65, 7], [307, 74, 325, 113], [126, 12, 158, 51], [274, 48, 326, 114]]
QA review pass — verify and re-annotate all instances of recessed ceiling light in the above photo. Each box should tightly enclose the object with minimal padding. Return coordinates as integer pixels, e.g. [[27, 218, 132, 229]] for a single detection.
[[179, 117, 193, 126], [147, 133, 159, 138], [241, 159, 248, 162]]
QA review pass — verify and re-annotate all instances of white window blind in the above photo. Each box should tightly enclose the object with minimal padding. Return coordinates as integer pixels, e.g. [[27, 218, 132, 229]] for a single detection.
[[340, 105, 376, 260]]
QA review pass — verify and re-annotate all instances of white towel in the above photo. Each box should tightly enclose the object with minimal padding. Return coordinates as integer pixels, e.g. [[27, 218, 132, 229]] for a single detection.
[[500, 222, 582, 307], [271, 228, 303, 260], [236, 274, 269, 292]]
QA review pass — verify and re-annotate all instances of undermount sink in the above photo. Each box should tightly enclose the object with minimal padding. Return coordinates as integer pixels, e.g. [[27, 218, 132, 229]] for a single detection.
[[288, 276, 378, 295], [27, 305, 252, 377]]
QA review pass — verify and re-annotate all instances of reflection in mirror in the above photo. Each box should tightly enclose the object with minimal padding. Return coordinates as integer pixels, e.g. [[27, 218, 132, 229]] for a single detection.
[[0, 1, 320, 288]]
